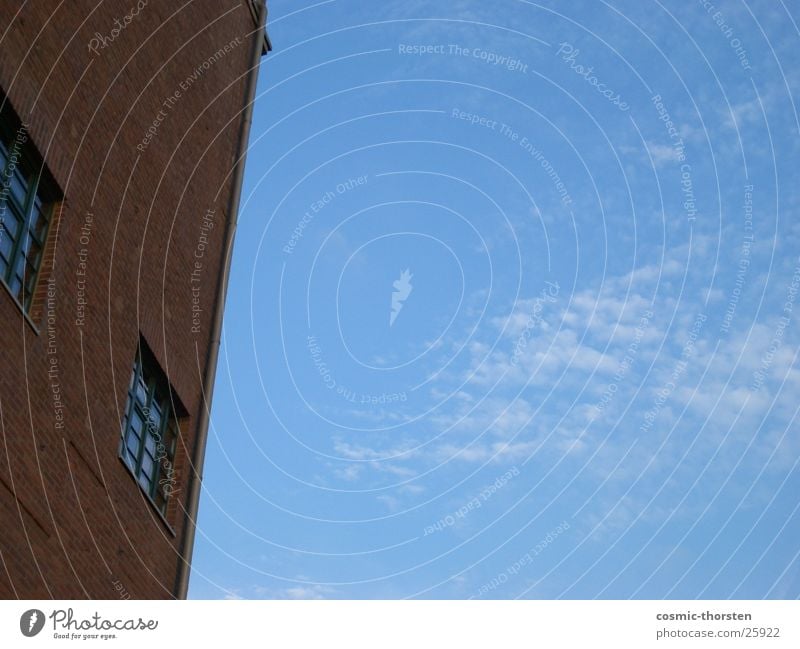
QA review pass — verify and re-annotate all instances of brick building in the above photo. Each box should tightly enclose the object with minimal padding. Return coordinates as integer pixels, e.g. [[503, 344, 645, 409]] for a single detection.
[[0, 1, 268, 598]]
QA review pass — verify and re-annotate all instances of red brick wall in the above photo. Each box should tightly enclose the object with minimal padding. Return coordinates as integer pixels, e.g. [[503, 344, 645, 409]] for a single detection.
[[0, 0, 258, 598]]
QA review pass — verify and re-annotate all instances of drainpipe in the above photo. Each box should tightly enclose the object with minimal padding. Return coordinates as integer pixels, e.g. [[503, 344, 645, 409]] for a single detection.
[[175, 0, 267, 599]]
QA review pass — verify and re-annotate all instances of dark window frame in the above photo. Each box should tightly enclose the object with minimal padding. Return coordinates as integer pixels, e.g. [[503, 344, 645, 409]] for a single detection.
[[0, 95, 58, 314], [119, 345, 181, 517]]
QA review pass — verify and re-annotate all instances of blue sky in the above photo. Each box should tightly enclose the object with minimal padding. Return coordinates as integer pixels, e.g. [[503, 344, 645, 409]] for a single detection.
[[188, 0, 800, 599]]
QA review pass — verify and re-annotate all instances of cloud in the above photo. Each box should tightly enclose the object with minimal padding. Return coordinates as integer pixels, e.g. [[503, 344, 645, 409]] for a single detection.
[[646, 142, 682, 167], [333, 438, 418, 461], [328, 437, 422, 483], [415, 231, 800, 482], [282, 585, 334, 599], [722, 98, 764, 131], [267, 584, 337, 600]]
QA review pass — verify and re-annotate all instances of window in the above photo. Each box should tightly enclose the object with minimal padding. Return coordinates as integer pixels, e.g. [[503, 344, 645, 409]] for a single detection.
[[120, 344, 181, 515], [0, 93, 59, 313]]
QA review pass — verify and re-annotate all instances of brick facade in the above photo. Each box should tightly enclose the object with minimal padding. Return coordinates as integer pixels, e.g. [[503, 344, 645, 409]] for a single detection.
[[0, 1, 261, 598]]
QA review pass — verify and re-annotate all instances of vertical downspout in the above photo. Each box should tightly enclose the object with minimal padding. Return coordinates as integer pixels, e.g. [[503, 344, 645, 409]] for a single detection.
[[175, 0, 266, 599]]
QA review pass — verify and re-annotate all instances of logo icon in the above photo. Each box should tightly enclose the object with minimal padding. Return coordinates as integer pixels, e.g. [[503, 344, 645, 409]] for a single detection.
[[20, 609, 45, 637], [390, 269, 413, 326]]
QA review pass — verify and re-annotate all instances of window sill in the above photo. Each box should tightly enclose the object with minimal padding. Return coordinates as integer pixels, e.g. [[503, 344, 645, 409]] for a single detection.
[[0, 276, 40, 335], [118, 455, 177, 537]]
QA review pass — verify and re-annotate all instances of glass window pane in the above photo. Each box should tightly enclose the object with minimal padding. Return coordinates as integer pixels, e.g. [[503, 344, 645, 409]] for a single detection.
[[12, 251, 23, 277], [9, 167, 27, 208], [26, 233, 41, 256], [3, 208, 21, 239], [129, 411, 143, 437], [125, 435, 140, 460], [30, 202, 48, 241], [0, 226, 13, 259], [138, 472, 151, 492], [135, 374, 148, 406], [123, 448, 137, 470], [163, 418, 177, 455], [144, 416, 156, 440], [148, 406, 161, 433], [145, 433, 156, 456], [24, 258, 38, 284], [141, 454, 154, 480], [9, 274, 21, 298]]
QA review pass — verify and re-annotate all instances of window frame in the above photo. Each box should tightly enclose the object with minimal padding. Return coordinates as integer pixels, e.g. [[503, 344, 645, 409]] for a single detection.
[[119, 346, 180, 519], [0, 96, 57, 315]]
